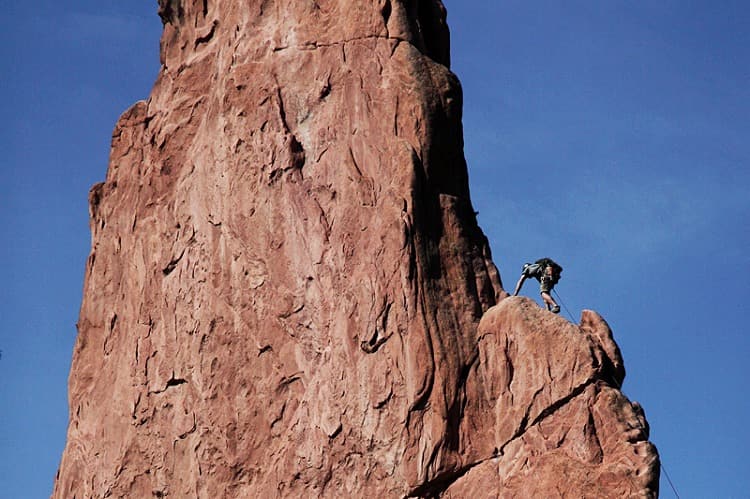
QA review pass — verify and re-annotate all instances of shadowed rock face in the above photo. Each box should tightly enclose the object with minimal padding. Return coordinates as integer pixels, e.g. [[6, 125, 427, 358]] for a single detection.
[[54, 1, 659, 497]]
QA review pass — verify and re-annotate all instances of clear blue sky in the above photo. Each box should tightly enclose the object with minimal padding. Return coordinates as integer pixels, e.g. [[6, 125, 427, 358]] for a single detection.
[[1, 2, 748, 497]]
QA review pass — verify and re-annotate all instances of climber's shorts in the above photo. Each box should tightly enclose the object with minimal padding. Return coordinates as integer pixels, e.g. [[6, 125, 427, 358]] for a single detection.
[[540, 276, 554, 294]]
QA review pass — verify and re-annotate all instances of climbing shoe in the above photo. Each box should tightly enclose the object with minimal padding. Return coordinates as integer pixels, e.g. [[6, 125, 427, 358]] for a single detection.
[[551, 305, 560, 314]]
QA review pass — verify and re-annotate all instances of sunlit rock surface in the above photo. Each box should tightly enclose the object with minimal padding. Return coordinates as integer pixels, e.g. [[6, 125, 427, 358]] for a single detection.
[[54, 1, 659, 497]]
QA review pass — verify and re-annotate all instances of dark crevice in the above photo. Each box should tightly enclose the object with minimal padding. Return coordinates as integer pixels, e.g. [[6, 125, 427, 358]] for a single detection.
[[274, 34, 410, 53], [319, 75, 332, 100], [445, 357, 477, 451], [348, 147, 363, 177], [587, 410, 604, 463], [269, 134, 306, 185], [274, 85, 290, 132], [415, 0, 450, 66], [504, 334, 514, 396], [157, 0, 184, 26], [165, 377, 187, 388], [445, 395, 463, 452], [150, 375, 188, 395], [592, 339, 624, 389], [270, 401, 287, 428], [276, 373, 302, 394], [267, 82, 306, 183], [195, 20, 217, 47], [361, 302, 393, 353], [328, 423, 343, 440], [406, 452, 498, 498], [374, 388, 393, 409], [382, 0, 392, 28], [258, 345, 272, 356], [289, 135, 306, 169], [360, 333, 391, 353], [163, 248, 186, 275]]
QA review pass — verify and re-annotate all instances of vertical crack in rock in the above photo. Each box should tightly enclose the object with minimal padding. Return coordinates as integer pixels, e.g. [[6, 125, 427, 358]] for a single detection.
[[361, 299, 392, 353], [157, 0, 183, 26], [382, 0, 392, 36]]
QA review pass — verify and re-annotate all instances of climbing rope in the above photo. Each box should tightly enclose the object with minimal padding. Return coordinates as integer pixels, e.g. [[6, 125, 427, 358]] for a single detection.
[[552, 288, 681, 499], [552, 289, 576, 323], [661, 461, 681, 498]]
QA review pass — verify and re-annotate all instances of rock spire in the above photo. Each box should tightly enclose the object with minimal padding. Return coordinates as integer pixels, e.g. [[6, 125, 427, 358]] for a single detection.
[[54, 1, 659, 497]]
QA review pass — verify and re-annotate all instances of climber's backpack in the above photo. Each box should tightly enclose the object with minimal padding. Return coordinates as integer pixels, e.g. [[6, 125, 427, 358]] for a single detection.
[[523, 258, 563, 285]]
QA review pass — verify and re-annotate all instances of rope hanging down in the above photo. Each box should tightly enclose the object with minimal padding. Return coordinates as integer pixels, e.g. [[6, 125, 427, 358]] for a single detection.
[[552, 289, 576, 322], [661, 461, 681, 498], [551, 289, 681, 499]]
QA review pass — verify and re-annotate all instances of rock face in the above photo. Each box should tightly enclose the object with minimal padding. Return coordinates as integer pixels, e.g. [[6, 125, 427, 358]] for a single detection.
[[54, 1, 659, 497]]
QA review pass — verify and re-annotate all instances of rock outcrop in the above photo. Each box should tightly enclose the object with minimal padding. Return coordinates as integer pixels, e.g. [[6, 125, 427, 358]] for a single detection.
[[54, 1, 659, 497]]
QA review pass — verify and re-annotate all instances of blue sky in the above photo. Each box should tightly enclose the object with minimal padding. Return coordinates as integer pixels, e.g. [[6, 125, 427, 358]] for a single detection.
[[1, 2, 748, 497]]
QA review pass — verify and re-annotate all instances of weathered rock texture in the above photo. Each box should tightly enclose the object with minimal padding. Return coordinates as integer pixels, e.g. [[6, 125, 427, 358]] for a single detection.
[[54, 1, 659, 497]]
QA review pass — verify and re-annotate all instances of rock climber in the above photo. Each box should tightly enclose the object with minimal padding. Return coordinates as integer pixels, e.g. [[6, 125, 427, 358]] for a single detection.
[[512, 257, 562, 313]]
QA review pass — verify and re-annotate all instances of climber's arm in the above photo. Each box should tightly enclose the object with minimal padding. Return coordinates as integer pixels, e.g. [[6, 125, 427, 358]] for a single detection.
[[513, 274, 527, 296]]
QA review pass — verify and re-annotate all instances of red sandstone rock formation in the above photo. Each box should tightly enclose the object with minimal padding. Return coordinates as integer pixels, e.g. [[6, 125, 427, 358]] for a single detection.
[[54, 1, 659, 497]]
